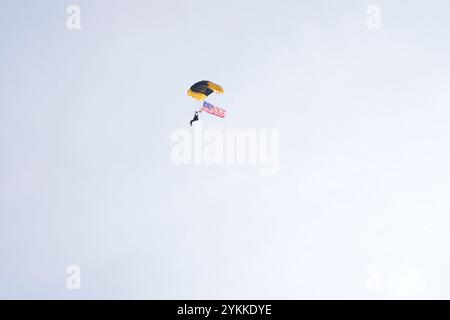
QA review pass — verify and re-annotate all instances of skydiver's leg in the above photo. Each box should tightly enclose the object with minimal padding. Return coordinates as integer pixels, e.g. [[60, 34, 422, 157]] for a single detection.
[[190, 117, 198, 126]]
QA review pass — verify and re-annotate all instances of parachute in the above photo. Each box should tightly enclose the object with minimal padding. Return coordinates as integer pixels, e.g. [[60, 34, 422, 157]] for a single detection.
[[187, 80, 224, 101], [187, 80, 226, 125]]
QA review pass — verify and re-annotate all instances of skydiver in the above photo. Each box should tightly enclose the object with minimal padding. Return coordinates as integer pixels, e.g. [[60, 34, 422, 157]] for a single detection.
[[190, 111, 199, 126]]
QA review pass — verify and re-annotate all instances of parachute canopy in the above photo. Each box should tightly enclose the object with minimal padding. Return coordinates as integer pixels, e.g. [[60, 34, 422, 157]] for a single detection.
[[187, 80, 224, 101]]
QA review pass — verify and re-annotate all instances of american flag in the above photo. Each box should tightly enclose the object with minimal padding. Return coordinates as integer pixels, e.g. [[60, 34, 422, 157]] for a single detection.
[[201, 101, 226, 118]]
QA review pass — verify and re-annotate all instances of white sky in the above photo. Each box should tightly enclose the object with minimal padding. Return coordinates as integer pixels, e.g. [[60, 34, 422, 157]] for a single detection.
[[1, 0, 450, 299]]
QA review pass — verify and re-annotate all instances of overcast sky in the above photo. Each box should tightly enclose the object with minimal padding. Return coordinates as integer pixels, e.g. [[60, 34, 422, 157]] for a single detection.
[[1, 0, 450, 299]]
